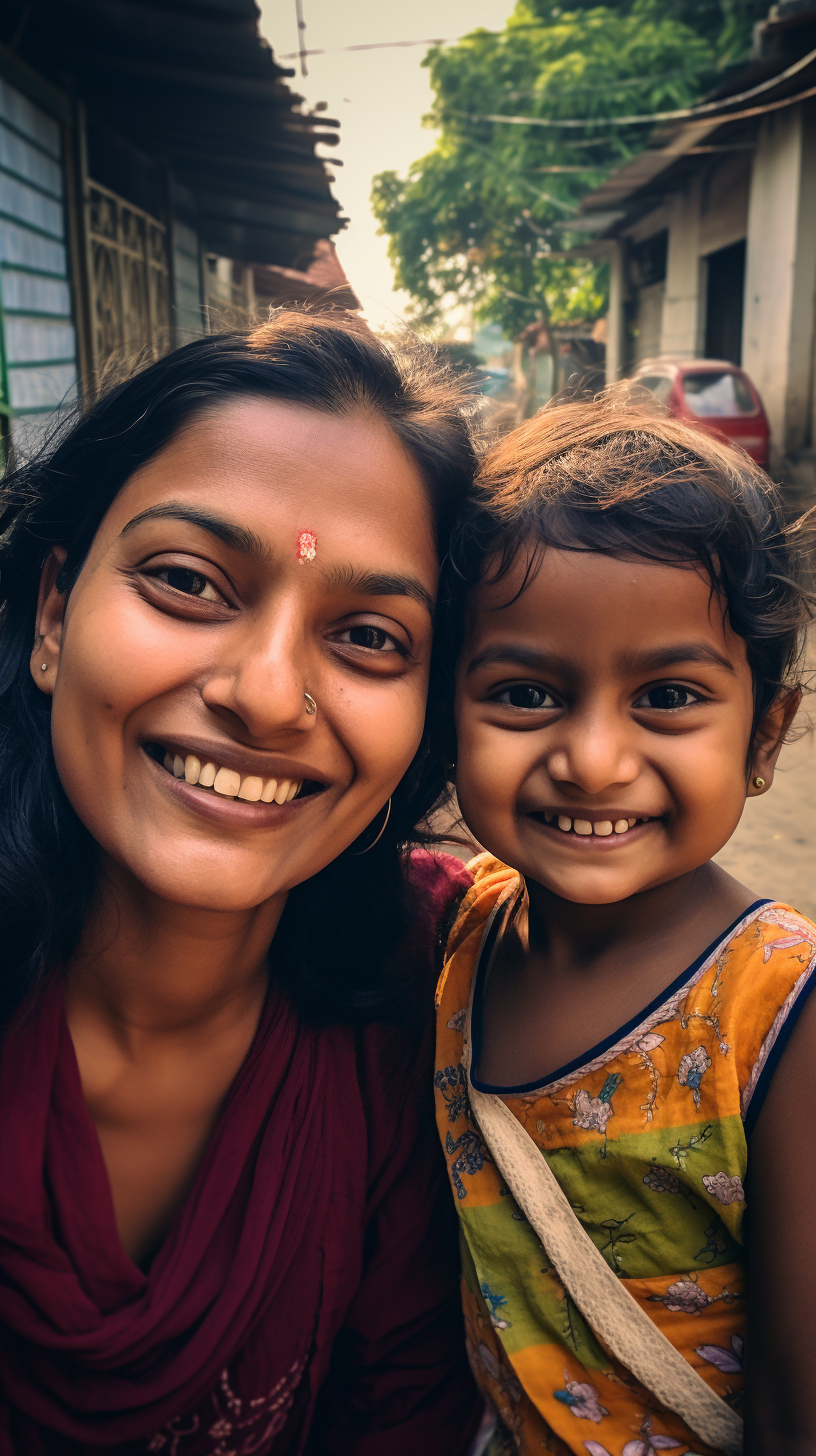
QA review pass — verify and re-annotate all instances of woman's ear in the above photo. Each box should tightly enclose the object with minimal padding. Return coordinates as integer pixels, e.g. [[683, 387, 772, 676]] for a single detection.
[[29, 547, 68, 696], [748, 688, 802, 795]]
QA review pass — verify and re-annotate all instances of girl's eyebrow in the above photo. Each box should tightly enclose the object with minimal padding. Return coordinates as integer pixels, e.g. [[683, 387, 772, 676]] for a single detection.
[[621, 643, 736, 675], [466, 644, 562, 675], [120, 503, 267, 561], [466, 641, 736, 676]]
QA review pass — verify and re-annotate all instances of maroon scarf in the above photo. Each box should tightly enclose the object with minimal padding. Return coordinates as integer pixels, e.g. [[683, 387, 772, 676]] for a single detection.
[[0, 976, 334, 1451]]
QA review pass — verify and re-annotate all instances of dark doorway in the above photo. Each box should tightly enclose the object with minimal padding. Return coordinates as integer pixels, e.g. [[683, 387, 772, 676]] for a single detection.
[[705, 240, 746, 365]]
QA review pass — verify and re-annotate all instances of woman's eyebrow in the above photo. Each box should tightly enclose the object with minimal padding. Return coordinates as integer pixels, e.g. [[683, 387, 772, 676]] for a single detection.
[[323, 564, 434, 615], [120, 503, 268, 561]]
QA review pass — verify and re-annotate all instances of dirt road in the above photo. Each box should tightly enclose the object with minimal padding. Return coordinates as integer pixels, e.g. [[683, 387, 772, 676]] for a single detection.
[[715, 710, 816, 919]]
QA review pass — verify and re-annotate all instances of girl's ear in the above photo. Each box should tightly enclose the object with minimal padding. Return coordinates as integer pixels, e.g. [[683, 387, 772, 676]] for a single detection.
[[748, 688, 802, 795], [29, 547, 68, 697]]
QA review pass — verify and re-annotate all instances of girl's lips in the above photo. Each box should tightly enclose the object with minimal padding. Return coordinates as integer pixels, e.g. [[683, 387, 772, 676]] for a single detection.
[[143, 747, 327, 828], [526, 812, 662, 850]]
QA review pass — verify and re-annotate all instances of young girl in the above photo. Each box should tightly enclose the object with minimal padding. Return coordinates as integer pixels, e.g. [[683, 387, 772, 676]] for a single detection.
[[435, 394, 815, 1456]]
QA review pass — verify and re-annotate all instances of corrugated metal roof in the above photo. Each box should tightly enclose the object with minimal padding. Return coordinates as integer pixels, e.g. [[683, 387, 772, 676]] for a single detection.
[[0, 0, 344, 267]]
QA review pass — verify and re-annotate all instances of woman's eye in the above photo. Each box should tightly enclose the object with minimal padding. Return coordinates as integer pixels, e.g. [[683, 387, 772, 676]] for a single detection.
[[635, 685, 699, 711], [156, 566, 219, 601], [339, 625, 399, 652], [497, 684, 558, 710]]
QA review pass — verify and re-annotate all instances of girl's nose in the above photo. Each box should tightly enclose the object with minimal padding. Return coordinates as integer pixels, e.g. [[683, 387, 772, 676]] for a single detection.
[[546, 712, 639, 794], [200, 606, 316, 742]]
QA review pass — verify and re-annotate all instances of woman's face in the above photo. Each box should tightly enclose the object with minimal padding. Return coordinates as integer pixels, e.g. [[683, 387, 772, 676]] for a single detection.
[[33, 399, 439, 912]]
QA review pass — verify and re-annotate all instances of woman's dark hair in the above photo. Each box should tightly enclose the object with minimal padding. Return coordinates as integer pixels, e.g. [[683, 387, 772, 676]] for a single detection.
[[0, 310, 477, 1026], [441, 386, 813, 760]]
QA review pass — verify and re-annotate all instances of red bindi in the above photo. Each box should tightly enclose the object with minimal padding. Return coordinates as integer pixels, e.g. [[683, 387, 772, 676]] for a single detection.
[[297, 530, 317, 565]]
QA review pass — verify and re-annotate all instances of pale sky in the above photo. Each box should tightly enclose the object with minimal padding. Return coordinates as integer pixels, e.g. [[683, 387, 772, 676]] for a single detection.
[[258, 0, 514, 328]]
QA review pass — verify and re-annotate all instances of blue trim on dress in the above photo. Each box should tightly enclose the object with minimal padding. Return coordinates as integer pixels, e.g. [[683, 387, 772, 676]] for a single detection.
[[743, 962, 816, 1137], [470, 897, 773, 1096]]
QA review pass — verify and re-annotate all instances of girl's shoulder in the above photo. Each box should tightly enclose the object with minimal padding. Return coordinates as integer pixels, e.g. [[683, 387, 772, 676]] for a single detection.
[[434, 853, 521, 1013]]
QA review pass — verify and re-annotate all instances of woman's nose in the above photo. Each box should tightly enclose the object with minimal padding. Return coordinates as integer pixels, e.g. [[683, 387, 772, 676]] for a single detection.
[[546, 710, 639, 794], [200, 605, 316, 741]]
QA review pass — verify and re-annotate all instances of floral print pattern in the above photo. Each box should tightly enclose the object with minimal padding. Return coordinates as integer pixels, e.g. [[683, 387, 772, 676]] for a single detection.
[[677, 1046, 711, 1108], [553, 1376, 609, 1422], [702, 1171, 745, 1205], [436, 858, 816, 1455]]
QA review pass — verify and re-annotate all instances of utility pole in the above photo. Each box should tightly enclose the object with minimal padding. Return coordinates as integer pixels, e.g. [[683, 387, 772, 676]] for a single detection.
[[295, 0, 308, 77]]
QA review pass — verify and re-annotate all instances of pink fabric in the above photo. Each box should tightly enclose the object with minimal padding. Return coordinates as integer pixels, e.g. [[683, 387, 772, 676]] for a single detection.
[[0, 851, 478, 1456]]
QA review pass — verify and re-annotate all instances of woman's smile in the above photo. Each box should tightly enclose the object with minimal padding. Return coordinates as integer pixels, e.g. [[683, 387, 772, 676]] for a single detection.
[[141, 735, 328, 826]]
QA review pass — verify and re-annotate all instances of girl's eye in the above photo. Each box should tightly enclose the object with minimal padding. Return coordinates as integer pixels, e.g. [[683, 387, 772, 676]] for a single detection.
[[497, 684, 559, 710], [635, 685, 699, 711], [339, 625, 400, 652]]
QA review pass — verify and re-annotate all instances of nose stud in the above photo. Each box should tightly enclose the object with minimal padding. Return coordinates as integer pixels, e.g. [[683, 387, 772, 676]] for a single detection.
[[304, 692, 317, 717]]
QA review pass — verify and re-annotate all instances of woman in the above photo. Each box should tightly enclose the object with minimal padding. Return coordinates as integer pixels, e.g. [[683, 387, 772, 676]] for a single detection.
[[0, 313, 481, 1455]]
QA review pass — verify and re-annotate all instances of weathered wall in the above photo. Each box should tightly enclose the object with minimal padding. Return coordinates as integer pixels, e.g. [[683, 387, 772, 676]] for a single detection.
[[743, 104, 816, 465]]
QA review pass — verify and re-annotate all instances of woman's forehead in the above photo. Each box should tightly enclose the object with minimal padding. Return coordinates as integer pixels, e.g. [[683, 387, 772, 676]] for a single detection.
[[95, 397, 439, 572]]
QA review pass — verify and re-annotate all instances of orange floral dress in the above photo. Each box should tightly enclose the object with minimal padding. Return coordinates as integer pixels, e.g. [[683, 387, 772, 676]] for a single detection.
[[435, 855, 816, 1456]]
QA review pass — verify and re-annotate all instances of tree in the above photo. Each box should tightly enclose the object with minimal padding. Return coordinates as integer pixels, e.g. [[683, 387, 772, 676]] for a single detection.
[[371, 0, 766, 343]]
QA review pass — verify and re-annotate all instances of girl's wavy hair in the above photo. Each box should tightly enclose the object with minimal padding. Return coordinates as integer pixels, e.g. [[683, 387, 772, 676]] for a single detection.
[[441, 386, 814, 761], [0, 310, 477, 1027]]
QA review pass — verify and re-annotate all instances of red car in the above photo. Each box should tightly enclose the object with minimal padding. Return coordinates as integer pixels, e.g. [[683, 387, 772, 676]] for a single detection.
[[631, 358, 770, 468]]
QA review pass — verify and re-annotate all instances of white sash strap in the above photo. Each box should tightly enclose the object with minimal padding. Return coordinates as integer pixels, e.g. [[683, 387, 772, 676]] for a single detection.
[[463, 1032, 743, 1455]]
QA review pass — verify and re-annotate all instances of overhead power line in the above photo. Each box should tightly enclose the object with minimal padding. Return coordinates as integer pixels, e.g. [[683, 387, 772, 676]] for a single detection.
[[459, 43, 816, 129], [278, 22, 546, 60]]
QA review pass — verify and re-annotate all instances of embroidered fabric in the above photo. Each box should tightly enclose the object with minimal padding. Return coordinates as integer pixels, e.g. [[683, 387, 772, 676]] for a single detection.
[[462, 1011, 743, 1456]]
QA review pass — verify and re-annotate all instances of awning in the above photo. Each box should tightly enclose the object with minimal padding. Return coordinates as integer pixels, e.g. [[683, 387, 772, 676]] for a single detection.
[[0, 0, 345, 267]]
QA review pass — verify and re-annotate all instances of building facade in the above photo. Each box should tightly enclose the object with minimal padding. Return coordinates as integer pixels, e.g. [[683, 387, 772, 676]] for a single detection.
[[577, 1, 816, 482], [0, 0, 346, 463]]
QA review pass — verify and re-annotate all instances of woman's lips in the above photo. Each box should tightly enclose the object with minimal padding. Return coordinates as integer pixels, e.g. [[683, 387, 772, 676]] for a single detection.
[[142, 743, 326, 825]]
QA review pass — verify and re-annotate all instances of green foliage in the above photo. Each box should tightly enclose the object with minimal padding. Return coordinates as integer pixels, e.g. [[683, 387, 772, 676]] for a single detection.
[[371, 0, 764, 340]]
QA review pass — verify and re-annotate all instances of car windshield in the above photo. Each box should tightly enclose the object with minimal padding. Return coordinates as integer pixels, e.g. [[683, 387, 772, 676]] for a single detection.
[[682, 371, 756, 417], [637, 375, 673, 406]]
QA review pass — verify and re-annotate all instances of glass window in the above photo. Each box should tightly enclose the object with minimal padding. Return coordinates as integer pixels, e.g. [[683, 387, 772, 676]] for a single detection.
[[637, 374, 673, 406], [682, 371, 756, 417]]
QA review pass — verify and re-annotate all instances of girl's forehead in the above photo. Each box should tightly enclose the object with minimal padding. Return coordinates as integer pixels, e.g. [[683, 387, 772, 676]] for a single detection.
[[465, 548, 744, 665]]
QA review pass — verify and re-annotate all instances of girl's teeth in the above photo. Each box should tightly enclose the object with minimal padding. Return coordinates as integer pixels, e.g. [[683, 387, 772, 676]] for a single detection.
[[574, 819, 592, 835], [260, 778, 278, 803], [173, 754, 185, 778], [184, 755, 201, 784], [273, 779, 291, 805], [558, 815, 572, 832], [628, 818, 637, 828], [213, 767, 241, 797], [594, 821, 613, 836], [614, 819, 629, 834], [237, 775, 263, 802]]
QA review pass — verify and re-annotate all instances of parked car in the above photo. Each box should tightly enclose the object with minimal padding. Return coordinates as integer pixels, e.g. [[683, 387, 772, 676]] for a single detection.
[[631, 358, 770, 468]]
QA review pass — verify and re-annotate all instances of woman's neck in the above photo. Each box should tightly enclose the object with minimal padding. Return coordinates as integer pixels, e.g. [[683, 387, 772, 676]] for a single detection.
[[66, 854, 287, 1042]]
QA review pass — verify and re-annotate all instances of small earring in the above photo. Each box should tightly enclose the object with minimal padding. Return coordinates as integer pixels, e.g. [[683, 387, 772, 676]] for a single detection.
[[40, 663, 48, 672], [304, 692, 317, 716], [753, 775, 766, 789]]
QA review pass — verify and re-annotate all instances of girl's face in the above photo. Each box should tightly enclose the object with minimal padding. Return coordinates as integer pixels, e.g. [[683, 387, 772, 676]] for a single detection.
[[33, 399, 438, 912], [455, 548, 790, 906]]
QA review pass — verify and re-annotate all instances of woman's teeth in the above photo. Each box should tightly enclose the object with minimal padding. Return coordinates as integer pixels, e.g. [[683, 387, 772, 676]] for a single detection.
[[546, 812, 642, 837], [164, 751, 301, 804]]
